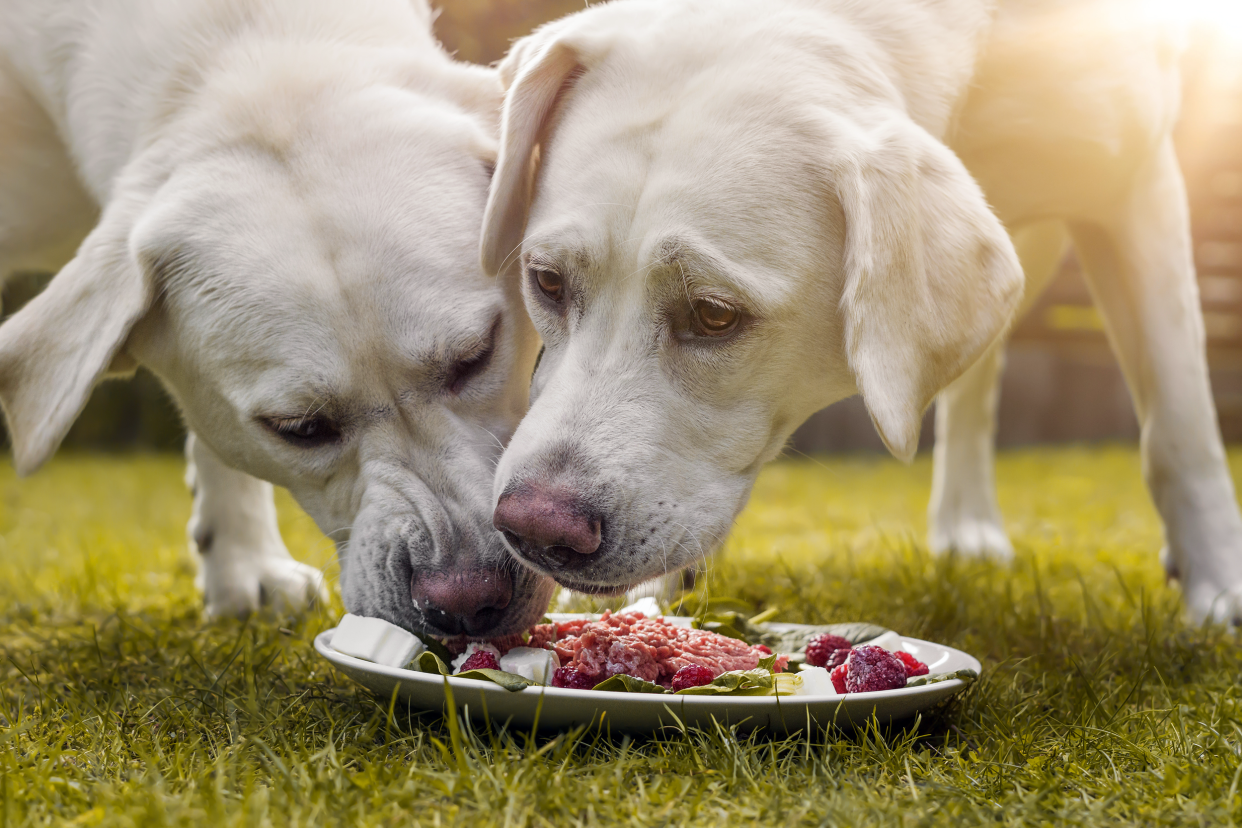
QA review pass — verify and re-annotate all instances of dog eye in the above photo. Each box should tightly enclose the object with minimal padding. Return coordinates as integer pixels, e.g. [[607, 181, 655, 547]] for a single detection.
[[265, 416, 341, 447], [531, 268, 565, 303], [445, 318, 500, 394], [446, 340, 495, 394], [692, 299, 741, 336]]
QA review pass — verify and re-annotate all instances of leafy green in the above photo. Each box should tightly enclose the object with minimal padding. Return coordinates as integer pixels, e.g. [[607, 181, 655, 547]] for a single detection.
[[415, 634, 453, 665], [675, 669, 802, 697], [905, 668, 979, 688], [592, 674, 667, 694], [415, 650, 451, 676], [691, 611, 775, 646], [414, 651, 534, 692], [770, 622, 891, 663], [454, 669, 534, 692], [689, 611, 891, 667]]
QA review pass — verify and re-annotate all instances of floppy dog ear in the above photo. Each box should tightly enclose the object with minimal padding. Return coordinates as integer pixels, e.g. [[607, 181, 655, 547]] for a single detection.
[[835, 116, 1023, 462], [481, 35, 585, 277], [0, 198, 154, 475]]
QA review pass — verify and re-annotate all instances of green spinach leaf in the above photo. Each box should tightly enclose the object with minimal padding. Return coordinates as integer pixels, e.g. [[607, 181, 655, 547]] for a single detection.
[[592, 674, 667, 694]]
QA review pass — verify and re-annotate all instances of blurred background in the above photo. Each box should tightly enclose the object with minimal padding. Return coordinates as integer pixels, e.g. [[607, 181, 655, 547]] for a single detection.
[[4, 1, 1241, 457]]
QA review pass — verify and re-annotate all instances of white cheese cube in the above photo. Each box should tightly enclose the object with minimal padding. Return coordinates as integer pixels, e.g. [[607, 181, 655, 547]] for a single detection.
[[331, 614, 425, 668], [617, 596, 663, 618], [499, 647, 561, 685], [797, 666, 840, 696], [858, 631, 903, 652]]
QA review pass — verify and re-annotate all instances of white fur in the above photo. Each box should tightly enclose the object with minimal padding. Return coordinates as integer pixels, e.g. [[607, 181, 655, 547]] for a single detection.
[[0, 0, 553, 631], [484, 0, 1242, 624]]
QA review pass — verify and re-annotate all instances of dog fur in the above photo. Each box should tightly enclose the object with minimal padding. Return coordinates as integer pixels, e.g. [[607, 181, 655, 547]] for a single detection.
[[483, 0, 1242, 623], [0, 0, 554, 635]]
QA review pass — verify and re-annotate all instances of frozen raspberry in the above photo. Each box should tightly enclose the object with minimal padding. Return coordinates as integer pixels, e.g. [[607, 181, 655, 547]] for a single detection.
[[805, 634, 854, 667], [458, 651, 500, 672], [551, 667, 598, 690], [844, 645, 907, 693], [825, 648, 853, 670], [671, 665, 715, 692], [895, 650, 928, 678], [830, 664, 848, 694]]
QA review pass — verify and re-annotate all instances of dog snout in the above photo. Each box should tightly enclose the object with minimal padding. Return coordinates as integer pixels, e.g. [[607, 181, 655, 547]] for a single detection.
[[410, 568, 514, 636], [493, 483, 602, 572]]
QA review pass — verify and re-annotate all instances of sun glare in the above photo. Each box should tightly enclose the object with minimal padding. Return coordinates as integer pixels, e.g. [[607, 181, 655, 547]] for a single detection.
[[1154, 0, 1242, 43]]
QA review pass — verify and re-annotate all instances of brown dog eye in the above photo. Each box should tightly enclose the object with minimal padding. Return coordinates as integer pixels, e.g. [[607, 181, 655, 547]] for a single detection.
[[693, 300, 740, 336], [533, 268, 564, 303]]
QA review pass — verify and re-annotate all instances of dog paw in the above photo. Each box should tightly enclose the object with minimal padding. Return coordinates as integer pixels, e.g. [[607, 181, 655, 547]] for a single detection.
[[199, 556, 329, 619], [1180, 578, 1242, 627], [928, 517, 1014, 561]]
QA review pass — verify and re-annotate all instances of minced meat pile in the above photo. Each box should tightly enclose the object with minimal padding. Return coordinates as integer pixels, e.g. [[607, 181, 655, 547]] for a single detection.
[[525, 610, 787, 688]]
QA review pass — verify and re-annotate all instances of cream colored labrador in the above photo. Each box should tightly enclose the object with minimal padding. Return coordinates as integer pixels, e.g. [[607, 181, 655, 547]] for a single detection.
[[484, 0, 1242, 623], [0, 0, 555, 636]]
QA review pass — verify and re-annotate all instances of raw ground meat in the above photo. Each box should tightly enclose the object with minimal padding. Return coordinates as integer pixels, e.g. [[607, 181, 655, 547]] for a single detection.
[[525, 610, 787, 688]]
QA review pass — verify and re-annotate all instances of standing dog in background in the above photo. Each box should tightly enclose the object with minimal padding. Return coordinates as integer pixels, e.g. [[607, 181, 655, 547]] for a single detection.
[[0, 0, 555, 637], [484, 0, 1242, 623]]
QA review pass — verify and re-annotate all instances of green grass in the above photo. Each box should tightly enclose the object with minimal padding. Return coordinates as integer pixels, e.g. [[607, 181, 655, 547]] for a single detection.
[[2, 446, 1241, 826]]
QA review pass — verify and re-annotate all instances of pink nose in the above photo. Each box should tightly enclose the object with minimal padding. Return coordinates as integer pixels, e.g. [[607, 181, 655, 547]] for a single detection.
[[493, 484, 602, 558], [410, 569, 513, 636]]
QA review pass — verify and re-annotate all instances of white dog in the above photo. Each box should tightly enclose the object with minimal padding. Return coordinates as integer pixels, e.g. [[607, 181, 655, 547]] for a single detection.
[[483, 0, 1242, 623], [0, 0, 555, 636]]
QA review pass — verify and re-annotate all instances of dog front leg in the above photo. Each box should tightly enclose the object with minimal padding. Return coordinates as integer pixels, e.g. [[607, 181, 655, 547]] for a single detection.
[[928, 341, 1012, 559], [185, 433, 328, 618], [1071, 143, 1242, 624], [929, 221, 1070, 560]]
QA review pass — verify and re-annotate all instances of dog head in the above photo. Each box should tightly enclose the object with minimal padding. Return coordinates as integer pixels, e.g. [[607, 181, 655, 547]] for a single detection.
[[482, 1, 1023, 594], [0, 41, 554, 636]]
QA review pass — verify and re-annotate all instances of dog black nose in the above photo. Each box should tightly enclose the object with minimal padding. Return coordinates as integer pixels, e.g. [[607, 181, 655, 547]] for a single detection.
[[493, 483, 602, 572], [410, 568, 513, 636]]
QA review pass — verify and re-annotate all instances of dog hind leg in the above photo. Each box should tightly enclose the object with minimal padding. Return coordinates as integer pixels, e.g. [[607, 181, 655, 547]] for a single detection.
[[928, 220, 1070, 559], [185, 433, 329, 618], [1071, 142, 1242, 624]]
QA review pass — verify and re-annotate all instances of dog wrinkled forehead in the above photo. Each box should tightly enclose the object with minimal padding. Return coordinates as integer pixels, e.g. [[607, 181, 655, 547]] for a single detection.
[[141, 96, 498, 331], [525, 94, 844, 313]]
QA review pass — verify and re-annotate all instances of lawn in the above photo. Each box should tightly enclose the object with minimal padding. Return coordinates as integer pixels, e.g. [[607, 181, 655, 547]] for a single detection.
[[1, 446, 1240, 826]]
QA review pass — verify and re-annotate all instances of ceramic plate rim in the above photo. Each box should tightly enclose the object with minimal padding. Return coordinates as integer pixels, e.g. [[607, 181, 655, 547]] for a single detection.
[[313, 617, 982, 708]]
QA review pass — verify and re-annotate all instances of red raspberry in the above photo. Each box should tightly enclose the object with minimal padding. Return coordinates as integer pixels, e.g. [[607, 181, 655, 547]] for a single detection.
[[805, 634, 853, 667], [551, 667, 597, 690], [830, 664, 848, 694], [825, 648, 853, 670], [895, 650, 928, 677], [458, 651, 499, 672], [844, 646, 908, 693], [671, 665, 716, 692], [754, 644, 773, 655]]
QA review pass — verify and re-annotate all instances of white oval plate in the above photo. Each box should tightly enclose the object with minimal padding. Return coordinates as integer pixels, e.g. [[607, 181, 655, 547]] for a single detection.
[[314, 616, 981, 734]]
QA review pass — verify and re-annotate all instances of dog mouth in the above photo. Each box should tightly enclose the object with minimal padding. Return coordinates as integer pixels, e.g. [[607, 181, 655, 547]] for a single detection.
[[547, 575, 637, 597], [499, 534, 639, 596]]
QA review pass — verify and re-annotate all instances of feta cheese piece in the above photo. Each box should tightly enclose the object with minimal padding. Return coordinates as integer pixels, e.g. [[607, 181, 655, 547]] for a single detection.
[[332, 614, 425, 668], [451, 642, 502, 673], [797, 666, 839, 696], [499, 647, 561, 685], [858, 630, 903, 652], [617, 596, 663, 618]]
